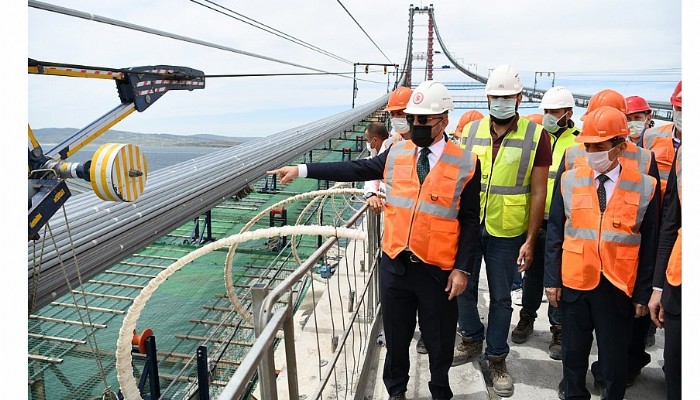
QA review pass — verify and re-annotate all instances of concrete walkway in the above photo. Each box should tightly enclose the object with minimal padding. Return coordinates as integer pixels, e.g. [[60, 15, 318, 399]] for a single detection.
[[368, 261, 668, 400]]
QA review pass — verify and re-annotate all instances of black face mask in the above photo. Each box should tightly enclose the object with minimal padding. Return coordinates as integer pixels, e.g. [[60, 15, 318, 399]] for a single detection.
[[410, 124, 435, 148]]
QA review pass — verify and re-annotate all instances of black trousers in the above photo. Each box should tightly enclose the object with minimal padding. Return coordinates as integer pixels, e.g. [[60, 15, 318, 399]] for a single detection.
[[664, 311, 682, 400], [381, 251, 457, 399], [561, 276, 633, 400], [591, 313, 652, 382]]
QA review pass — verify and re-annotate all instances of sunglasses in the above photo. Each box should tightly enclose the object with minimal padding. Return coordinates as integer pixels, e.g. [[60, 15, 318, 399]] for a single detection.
[[406, 114, 444, 125]]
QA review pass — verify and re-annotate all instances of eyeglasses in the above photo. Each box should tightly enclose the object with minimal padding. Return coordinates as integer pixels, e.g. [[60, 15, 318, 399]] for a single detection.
[[406, 114, 444, 125]]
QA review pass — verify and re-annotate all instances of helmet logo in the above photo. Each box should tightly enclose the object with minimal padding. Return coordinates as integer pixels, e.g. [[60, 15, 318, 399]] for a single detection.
[[413, 92, 424, 104]]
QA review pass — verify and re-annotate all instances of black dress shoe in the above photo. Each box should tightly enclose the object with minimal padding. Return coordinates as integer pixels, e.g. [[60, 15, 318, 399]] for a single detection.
[[557, 379, 565, 400], [389, 393, 406, 400]]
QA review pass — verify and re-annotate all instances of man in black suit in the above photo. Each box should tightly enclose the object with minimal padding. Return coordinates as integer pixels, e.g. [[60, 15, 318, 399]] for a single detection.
[[269, 80, 481, 400], [544, 106, 659, 400], [648, 147, 682, 400]]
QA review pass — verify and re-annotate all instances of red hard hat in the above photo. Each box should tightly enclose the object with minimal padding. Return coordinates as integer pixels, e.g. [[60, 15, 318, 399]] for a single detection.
[[384, 86, 414, 111], [670, 81, 682, 107], [525, 113, 544, 125], [581, 89, 627, 120], [455, 110, 484, 138], [625, 96, 651, 115]]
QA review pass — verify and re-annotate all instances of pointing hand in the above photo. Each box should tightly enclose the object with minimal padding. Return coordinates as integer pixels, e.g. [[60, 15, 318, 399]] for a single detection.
[[267, 166, 299, 184]]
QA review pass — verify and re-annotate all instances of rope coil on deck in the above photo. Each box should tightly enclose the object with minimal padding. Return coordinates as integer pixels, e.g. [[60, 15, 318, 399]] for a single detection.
[[116, 225, 366, 400], [223, 187, 370, 324]]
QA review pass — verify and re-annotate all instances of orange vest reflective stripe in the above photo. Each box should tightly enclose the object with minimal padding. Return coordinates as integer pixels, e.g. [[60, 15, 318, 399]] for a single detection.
[[667, 146, 682, 286], [560, 164, 656, 297], [643, 124, 675, 197], [564, 143, 651, 174], [383, 140, 477, 270]]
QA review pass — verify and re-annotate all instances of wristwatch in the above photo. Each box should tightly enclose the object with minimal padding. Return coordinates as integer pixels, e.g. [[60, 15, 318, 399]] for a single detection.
[[364, 192, 377, 200]]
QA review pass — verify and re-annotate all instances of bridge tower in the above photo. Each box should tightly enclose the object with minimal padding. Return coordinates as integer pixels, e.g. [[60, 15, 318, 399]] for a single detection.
[[408, 4, 435, 85], [427, 5, 434, 80]]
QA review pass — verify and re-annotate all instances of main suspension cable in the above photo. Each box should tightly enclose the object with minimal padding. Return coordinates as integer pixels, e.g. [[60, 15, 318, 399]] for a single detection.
[[192, 0, 353, 65]]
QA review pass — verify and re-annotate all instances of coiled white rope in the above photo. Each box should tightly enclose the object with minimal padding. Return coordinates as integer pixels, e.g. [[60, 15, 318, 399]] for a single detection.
[[223, 187, 364, 324], [290, 185, 358, 272], [116, 225, 366, 400]]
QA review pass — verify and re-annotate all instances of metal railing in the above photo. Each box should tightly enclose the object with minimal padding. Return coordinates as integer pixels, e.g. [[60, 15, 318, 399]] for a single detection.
[[218, 205, 383, 400]]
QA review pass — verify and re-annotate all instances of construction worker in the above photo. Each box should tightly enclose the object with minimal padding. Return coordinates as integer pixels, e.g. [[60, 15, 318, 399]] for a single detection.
[[557, 88, 661, 391], [454, 64, 551, 398], [626, 94, 659, 348], [625, 96, 654, 144], [544, 106, 658, 400], [367, 87, 431, 354], [269, 80, 481, 400], [362, 122, 390, 212], [648, 146, 681, 400], [385, 86, 414, 142], [454, 110, 484, 141], [642, 81, 682, 199], [364, 87, 413, 213], [510, 86, 580, 361]]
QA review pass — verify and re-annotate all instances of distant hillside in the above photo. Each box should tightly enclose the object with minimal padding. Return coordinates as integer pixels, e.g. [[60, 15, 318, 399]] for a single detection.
[[33, 128, 259, 148]]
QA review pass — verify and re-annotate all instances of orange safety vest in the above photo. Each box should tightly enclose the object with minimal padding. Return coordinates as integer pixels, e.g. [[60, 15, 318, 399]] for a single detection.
[[564, 142, 651, 174], [383, 140, 477, 270], [643, 124, 676, 197], [560, 164, 656, 297], [666, 146, 682, 286]]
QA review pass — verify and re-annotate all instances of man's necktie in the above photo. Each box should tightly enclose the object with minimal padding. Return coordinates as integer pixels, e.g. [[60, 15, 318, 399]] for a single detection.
[[417, 148, 431, 185], [597, 174, 609, 213]]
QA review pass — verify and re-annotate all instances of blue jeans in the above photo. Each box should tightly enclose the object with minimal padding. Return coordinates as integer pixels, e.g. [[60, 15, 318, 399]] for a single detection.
[[521, 224, 561, 326], [512, 267, 523, 291], [457, 225, 526, 357]]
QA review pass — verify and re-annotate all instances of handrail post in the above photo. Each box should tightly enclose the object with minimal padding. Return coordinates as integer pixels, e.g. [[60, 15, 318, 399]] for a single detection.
[[252, 282, 278, 400], [366, 208, 376, 316], [283, 295, 300, 399]]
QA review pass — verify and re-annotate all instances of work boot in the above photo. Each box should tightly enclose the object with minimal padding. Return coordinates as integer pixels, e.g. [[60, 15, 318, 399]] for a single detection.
[[416, 335, 428, 354], [510, 309, 534, 344], [487, 354, 514, 397], [548, 324, 562, 360], [452, 335, 483, 366]]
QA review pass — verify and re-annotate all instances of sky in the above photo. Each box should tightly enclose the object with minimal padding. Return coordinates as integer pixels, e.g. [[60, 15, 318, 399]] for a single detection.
[[4, 1, 699, 393], [23, 0, 686, 138]]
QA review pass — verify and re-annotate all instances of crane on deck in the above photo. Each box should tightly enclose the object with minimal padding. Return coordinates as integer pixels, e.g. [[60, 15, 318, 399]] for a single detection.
[[27, 59, 205, 240]]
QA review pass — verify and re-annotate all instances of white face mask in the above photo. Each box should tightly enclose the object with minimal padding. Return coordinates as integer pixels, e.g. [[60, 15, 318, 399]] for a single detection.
[[673, 110, 682, 131], [543, 113, 565, 133], [391, 117, 410, 134], [627, 121, 646, 141], [366, 141, 377, 157], [489, 98, 517, 120], [585, 147, 617, 173]]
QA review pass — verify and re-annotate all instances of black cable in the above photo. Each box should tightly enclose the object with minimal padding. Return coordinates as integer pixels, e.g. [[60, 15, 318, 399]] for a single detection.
[[335, 0, 393, 64], [192, 0, 353, 65]]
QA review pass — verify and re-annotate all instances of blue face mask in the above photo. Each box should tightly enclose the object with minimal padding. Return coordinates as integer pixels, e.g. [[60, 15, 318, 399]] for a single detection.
[[489, 98, 517, 120], [543, 113, 565, 133]]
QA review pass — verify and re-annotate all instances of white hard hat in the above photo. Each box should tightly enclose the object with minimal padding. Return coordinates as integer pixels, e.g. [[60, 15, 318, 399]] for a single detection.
[[540, 86, 575, 109], [485, 64, 523, 96], [404, 80, 455, 115]]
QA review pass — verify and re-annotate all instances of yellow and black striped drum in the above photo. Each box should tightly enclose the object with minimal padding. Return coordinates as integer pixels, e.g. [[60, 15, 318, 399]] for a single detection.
[[90, 143, 148, 202]]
